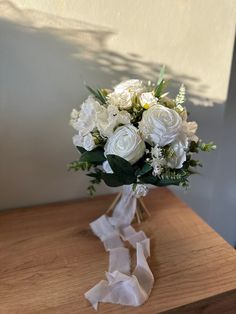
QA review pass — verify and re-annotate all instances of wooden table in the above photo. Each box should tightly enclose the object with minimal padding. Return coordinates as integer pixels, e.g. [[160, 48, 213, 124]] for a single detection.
[[1, 188, 236, 314]]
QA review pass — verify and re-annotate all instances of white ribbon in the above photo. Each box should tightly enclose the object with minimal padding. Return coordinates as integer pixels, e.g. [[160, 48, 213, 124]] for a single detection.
[[85, 185, 154, 310]]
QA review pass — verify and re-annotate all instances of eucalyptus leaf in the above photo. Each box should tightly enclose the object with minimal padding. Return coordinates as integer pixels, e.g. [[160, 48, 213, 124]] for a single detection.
[[87, 172, 100, 178], [106, 155, 135, 178], [135, 163, 152, 177], [139, 174, 158, 185], [100, 173, 124, 187], [80, 147, 106, 164], [155, 179, 182, 186], [76, 146, 86, 154]]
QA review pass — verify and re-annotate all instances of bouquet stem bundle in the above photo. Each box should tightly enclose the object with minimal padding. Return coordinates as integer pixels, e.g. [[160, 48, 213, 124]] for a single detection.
[[106, 191, 151, 223]]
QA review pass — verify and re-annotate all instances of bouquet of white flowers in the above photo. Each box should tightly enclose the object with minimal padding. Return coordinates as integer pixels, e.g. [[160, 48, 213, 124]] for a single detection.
[[69, 68, 215, 196], [69, 68, 216, 310]]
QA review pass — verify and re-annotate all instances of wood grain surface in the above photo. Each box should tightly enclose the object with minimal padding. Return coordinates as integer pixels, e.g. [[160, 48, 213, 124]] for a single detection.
[[0, 188, 236, 314]]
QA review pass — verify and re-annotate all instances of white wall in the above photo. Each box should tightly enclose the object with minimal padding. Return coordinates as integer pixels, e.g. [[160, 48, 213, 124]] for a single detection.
[[204, 43, 236, 247], [0, 1, 235, 244]]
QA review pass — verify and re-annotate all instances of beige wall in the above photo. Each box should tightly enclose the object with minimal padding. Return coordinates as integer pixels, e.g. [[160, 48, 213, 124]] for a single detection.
[[1, 0, 235, 102], [0, 0, 235, 219]]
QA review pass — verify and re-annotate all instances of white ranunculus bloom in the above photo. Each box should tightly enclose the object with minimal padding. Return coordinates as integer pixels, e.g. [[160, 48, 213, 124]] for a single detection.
[[139, 92, 157, 109], [97, 104, 131, 138], [107, 91, 132, 109], [139, 104, 182, 146], [167, 137, 188, 169], [104, 125, 145, 165], [72, 96, 101, 134], [102, 160, 113, 173], [114, 79, 145, 95]]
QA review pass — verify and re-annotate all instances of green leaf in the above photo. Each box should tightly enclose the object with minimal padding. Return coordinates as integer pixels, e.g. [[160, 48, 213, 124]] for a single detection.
[[68, 160, 92, 171], [154, 65, 166, 98], [80, 147, 106, 164], [100, 173, 124, 187], [87, 172, 100, 178], [199, 141, 217, 152], [188, 141, 199, 153], [157, 65, 165, 86], [105, 155, 136, 185], [97, 89, 107, 104], [139, 174, 157, 185], [135, 163, 152, 177], [76, 146, 86, 154], [106, 155, 135, 177], [156, 178, 182, 186], [140, 174, 182, 186], [86, 85, 107, 105], [154, 79, 165, 98]]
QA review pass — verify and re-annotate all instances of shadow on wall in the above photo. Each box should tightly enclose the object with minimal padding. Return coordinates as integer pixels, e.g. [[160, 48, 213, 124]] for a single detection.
[[0, 1, 215, 99], [0, 2, 224, 221]]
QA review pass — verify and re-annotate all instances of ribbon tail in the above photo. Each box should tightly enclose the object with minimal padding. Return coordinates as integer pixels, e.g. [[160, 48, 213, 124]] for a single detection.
[[85, 185, 154, 310]]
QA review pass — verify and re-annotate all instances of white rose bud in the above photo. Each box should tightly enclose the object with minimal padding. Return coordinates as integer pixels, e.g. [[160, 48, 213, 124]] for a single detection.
[[83, 133, 96, 151], [104, 125, 145, 165], [139, 104, 182, 146], [72, 132, 96, 151], [139, 92, 157, 109]]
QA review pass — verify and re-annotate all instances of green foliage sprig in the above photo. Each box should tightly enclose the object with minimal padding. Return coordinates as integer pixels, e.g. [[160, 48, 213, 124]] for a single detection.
[[154, 65, 167, 98], [86, 85, 107, 105]]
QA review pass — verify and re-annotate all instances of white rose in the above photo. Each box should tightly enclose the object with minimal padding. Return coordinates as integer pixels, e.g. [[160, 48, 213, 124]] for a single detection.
[[114, 79, 145, 95], [107, 91, 132, 109], [97, 104, 131, 137], [104, 124, 145, 164], [139, 104, 182, 146], [167, 137, 188, 169], [139, 92, 157, 109], [102, 160, 113, 173], [73, 96, 101, 134]]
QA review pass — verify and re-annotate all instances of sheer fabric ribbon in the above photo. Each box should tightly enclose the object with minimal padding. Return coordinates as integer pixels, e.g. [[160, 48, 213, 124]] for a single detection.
[[85, 185, 154, 310]]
